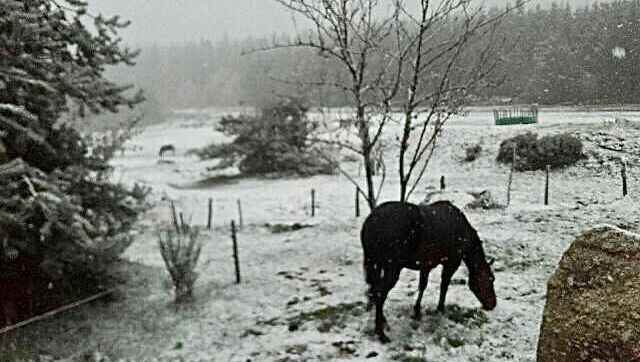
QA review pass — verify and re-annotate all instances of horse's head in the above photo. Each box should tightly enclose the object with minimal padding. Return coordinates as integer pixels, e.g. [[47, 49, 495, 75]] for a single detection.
[[468, 257, 496, 310]]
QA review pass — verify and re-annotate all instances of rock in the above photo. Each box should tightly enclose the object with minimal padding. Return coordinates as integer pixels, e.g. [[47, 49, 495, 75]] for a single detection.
[[615, 117, 640, 130], [537, 225, 640, 362], [467, 190, 503, 210], [423, 190, 502, 210], [287, 321, 300, 332], [422, 190, 476, 210]]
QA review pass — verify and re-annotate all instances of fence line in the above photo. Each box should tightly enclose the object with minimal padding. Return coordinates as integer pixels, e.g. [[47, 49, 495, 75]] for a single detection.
[[0, 289, 116, 336]]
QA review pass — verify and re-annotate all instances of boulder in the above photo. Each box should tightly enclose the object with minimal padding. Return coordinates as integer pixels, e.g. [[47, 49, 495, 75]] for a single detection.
[[467, 190, 503, 210], [423, 189, 502, 210], [422, 190, 476, 210], [537, 225, 640, 362]]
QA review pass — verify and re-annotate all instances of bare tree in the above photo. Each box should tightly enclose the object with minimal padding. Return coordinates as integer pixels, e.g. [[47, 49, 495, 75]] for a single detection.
[[393, 0, 517, 202], [262, 0, 520, 208], [256, 0, 404, 209]]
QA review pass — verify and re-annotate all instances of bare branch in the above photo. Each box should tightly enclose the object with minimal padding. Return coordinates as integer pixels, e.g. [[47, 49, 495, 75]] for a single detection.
[[309, 136, 362, 154], [314, 149, 370, 200]]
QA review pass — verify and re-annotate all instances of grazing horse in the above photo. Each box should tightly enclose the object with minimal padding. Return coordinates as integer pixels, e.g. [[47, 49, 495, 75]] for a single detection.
[[158, 144, 176, 159], [338, 118, 353, 129], [361, 200, 496, 343]]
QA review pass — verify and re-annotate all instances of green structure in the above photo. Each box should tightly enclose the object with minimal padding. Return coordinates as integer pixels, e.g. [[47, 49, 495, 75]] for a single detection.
[[493, 106, 538, 125]]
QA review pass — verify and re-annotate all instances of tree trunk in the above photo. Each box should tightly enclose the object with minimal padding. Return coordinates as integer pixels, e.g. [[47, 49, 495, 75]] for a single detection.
[[399, 111, 412, 202], [357, 106, 377, 210]]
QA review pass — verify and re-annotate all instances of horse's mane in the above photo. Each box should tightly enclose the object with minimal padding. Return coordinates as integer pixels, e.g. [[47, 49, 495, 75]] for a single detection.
[[420, 200, 487, 271]]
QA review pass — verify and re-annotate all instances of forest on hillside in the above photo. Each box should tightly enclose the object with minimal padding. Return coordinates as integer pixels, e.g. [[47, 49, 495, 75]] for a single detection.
[[112, 0, 640, 110]]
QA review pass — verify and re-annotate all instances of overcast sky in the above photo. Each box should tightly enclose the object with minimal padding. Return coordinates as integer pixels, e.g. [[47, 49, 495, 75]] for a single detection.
[[90, 0, 296, 45], [90, 0, 593, 45]]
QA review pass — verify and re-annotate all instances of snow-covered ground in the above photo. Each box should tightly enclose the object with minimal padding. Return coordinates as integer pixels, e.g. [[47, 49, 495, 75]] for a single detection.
[[29, 107, 640, 361]]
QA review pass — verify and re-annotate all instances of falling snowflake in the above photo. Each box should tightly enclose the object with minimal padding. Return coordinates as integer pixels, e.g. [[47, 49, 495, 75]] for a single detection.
[[612, 46, 626, 59]]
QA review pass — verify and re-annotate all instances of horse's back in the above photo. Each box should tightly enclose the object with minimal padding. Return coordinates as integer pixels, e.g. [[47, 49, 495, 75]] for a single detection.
[[420, 200, 477, 247], [361, 201, 423, 265]]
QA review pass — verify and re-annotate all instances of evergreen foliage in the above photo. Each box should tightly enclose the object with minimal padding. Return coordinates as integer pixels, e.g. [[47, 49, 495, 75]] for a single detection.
[[0, 0, 147, 292], [497, 132, 584, 171], [192, 99, 336, 176]]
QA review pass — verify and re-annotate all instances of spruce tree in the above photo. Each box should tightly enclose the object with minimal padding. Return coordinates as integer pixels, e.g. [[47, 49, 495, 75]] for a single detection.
[[0, 0, 147, 292]]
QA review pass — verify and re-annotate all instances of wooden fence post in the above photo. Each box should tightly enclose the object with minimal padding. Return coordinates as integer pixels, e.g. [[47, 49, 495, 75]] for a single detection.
[[544, 165, 550, 205], [355, 187, 360, 217], [207, 198, 213, 230], [507, 145, 516, 206], [170, 201, 180, 234], [236, 199, 243, 229], [179, 212, 186, 231], [231, 220, 241, 284], [311, 188, 316, 217], [621, 160, 628, 197]]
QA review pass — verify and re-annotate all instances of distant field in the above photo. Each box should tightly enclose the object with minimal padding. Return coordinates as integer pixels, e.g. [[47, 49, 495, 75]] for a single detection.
[[13, 108, 640, 362]]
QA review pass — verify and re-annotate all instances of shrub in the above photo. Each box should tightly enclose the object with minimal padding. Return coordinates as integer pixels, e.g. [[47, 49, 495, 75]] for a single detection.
[[463, 144, 482, 162], [158, 205, 203, 304], [497, 132, 584, 171], [496, 132, 537, 164], [191, 99, 336, 176]]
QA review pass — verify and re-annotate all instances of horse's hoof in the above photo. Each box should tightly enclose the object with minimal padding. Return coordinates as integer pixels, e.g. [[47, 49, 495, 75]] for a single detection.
[[378, 334, 391, 344], [381, 318, 390, 331]]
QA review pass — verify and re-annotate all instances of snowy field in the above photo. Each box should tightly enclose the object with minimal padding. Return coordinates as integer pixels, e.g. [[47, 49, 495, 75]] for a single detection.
[[24, 107, 640, 361]]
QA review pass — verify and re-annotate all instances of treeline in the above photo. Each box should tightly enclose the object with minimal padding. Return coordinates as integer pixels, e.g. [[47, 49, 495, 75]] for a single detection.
[[108, 36, 337, 109], [490, 0, 640, 104], [114, 0, 640, 109]]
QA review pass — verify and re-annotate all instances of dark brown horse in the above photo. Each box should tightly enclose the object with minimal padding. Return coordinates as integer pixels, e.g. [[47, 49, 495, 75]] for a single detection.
[[158, 144, 176, 159], [361, 200, 496, 343]]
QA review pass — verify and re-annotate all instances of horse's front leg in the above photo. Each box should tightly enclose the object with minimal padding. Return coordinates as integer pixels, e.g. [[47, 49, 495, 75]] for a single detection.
[[412, 268, 430, 320], [437, 261, 460, 313]]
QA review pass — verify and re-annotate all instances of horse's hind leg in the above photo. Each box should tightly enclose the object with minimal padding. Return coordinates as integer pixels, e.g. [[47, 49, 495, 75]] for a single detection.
[[437, 261, 460, 312], [413, 269, 430, 320], [365, 288, 374, 311], [374, 290, 391, 343], [374, 267, 400, 343]]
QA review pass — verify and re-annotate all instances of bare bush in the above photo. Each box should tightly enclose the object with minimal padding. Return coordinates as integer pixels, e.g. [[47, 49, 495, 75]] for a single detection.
[[158, 207, 203, 304], [464, 144, 483, 162]]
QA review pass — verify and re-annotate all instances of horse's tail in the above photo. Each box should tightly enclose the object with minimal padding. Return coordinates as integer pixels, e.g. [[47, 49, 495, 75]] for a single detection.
[[363, 254, 378, 285], [363, 255, 382, 310], [361, 224, 381, 309]]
